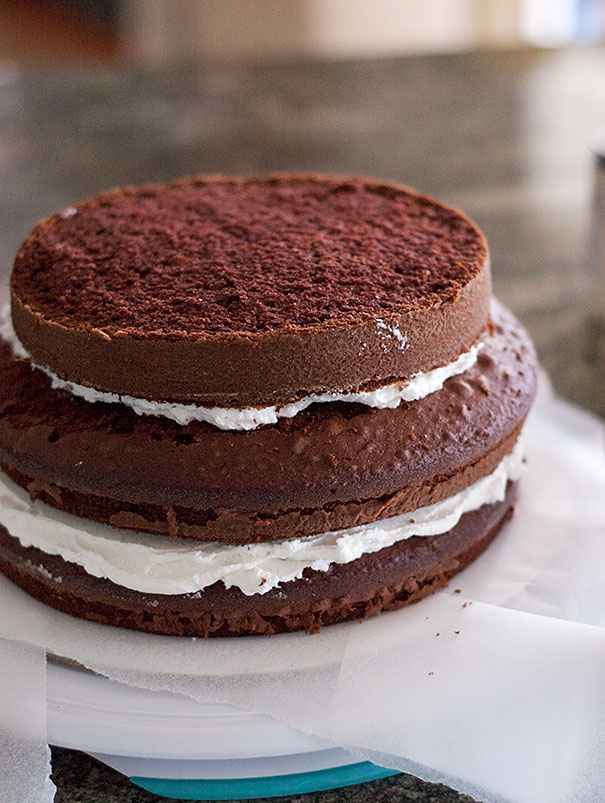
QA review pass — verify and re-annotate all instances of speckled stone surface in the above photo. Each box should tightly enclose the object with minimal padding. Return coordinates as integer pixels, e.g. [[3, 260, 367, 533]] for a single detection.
[[1, 45, 604, 802]]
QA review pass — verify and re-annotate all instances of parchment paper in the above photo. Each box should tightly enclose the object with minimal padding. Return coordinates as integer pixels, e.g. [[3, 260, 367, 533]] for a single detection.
[[0, 384, 604, 803], [0, 639, 55, 803]]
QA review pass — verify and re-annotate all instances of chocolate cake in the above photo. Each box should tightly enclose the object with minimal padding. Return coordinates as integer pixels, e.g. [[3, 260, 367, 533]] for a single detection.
[[0, 175, 537, 636]]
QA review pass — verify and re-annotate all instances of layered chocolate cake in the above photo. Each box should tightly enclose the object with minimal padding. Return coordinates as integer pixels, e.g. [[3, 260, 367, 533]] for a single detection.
[[0, 175, 537, 636]]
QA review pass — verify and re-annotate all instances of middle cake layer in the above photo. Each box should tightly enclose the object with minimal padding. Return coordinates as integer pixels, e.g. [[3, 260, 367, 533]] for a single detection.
[[0, 303, 536, 544]]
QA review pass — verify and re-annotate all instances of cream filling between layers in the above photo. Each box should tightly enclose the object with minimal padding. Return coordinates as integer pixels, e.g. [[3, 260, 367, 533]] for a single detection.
[[0, 438, 525, 596], [0, 304, 482, 431]]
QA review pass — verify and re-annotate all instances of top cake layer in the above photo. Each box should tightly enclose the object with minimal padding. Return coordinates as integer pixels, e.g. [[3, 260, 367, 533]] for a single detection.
[[10, 174, 490, 408]]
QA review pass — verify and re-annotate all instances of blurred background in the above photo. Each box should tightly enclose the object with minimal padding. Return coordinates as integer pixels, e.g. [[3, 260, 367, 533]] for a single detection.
[[0, 0, 603, 406], [0, 3, 604, 802]]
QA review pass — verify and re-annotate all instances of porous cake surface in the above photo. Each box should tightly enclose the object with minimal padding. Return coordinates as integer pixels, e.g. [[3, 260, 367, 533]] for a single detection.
[[10, 175, 490, 406], [12, 175, 486, 335]]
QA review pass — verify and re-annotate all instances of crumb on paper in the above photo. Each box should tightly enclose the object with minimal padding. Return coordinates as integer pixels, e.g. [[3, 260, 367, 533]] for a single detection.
[[454, 630, 460, 635], [454, 588, 461, 593], [428, 672, 434, 676]]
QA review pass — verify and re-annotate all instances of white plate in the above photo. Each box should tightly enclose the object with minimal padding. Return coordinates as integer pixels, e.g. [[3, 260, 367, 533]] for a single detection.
[[46, 660, 369, 782]]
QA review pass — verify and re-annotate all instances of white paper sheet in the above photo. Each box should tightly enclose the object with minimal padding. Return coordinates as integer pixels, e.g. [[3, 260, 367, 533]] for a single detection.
[[0, 386, 603, 803], [0, 638, 55, 803]]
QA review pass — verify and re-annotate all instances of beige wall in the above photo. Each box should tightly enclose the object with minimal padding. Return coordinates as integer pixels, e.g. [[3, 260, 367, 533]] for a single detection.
[[306, 0, 522, 58], [124, 0, 524, 63]]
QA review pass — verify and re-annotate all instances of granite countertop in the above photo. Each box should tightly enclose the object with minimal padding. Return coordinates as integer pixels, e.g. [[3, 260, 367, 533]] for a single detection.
[[1, 45, 604, 803]]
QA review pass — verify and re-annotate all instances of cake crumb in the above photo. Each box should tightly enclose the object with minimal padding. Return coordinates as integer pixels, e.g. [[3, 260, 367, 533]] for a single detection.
[[166, 506, 179, 538]]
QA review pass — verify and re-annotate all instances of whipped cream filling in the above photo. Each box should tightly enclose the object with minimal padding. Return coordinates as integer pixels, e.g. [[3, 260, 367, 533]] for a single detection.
[[0, 438, 525, 596], [0, 304, 482, 431]]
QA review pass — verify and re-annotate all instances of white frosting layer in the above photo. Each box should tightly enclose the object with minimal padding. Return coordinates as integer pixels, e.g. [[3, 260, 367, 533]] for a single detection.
[[0, 304, 482, 431], [0, 439, 525, 597]]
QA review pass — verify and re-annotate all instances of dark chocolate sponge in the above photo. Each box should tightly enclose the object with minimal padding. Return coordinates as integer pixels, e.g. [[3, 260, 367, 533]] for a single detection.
[[0, 482, 516, 637], [0, 303, 536, 544], [10, 174, 490, 407]]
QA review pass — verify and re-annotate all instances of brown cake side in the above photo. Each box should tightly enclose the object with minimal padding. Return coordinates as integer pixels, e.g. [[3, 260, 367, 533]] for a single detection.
[[10, 174, 490, 407]]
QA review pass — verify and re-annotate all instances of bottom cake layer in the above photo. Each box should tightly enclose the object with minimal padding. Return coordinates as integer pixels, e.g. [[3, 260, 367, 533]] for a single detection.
[[0, 482, 516, 637]]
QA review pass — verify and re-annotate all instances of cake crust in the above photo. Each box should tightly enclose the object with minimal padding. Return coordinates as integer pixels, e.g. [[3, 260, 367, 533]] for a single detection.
[[10, 174, 490, 407]]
